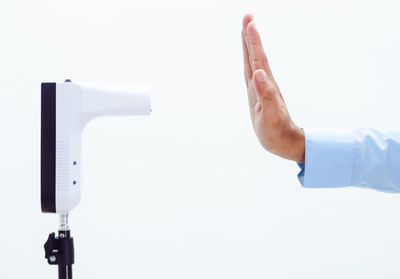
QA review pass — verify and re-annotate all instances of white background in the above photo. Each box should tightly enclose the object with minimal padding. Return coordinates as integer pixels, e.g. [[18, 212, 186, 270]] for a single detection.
[[1, 0, 400, 278]]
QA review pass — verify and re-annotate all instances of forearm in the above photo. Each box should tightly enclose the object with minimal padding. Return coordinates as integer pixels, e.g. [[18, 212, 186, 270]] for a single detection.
[[298, 128, 400, 192]]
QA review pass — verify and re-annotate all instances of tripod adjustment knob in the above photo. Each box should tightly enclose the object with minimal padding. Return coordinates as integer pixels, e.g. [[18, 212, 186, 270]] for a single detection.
[[44, 232, 74, 266]]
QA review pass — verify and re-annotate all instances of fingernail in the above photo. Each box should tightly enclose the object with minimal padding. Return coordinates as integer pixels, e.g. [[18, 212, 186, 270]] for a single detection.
[[255, 70, 267, 83]]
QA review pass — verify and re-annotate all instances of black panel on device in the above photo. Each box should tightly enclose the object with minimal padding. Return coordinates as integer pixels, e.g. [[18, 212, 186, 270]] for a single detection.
[[41, 83, 56, 213]]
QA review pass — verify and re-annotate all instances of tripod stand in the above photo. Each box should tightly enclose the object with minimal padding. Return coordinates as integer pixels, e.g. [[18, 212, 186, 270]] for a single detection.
[[44, 214, 74, 279]]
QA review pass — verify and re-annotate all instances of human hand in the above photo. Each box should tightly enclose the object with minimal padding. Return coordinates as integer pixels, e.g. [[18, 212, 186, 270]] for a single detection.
[[242, 14, 305, 163]]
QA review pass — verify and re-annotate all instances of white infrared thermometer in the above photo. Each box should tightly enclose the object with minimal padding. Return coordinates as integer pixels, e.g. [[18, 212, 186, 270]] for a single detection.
[[41, 80, 151, 214]]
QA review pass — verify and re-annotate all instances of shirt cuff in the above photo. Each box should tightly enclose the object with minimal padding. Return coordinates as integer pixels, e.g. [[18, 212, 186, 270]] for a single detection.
[[297, 128, 357, 188]]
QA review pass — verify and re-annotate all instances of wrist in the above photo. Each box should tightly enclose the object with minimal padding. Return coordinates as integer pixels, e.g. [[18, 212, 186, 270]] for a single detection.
[[285, 125, 305, 163], [293, 126, 305, 163]]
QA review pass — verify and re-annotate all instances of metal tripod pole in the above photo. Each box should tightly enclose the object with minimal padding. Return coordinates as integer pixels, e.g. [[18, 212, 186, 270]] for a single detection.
[[58, 214, 73, 279], [44, 213, 75, 279]]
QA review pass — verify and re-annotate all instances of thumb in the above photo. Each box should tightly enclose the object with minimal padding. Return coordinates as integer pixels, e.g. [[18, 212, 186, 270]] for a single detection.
[[252, 69, 277, 103]]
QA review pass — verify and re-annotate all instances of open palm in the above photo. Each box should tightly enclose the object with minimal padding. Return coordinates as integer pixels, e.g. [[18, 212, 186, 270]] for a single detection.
[[242, 14, 305, 163]]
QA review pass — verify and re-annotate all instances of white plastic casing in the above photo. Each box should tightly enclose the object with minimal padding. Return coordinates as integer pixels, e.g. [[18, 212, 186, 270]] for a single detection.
[[55, 82, 151, 213]]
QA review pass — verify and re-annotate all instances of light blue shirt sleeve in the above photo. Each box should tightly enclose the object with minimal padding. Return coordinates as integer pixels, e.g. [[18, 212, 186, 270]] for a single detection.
[[297, 128, 400, 193]]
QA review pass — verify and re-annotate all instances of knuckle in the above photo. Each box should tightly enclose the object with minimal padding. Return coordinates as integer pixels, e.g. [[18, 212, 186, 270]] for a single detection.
[[253, 56, 263, 67], [260, 83, 276, 100]]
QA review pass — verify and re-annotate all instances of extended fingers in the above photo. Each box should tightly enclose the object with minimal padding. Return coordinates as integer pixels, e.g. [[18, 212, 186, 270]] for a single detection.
[[242, 14, 253, 86], [246, 21, 274, 81]]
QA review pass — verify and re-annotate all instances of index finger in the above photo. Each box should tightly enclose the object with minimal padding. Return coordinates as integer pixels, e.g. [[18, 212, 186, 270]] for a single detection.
[[242, 14, 253, 87], [246, 21, 275, 82]]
